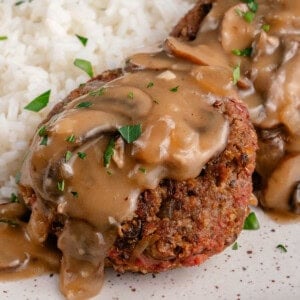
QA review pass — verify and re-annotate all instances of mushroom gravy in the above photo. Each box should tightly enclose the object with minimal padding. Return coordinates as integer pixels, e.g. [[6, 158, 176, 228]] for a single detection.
[[164, 0, 300, 213]]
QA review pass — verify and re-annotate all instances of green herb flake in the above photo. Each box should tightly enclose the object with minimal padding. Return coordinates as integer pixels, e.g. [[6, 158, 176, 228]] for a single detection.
[[106, 169, 113, 176], [38, 125, 47, 137], [147, 82, 154, 88], [57, 180, 65, 192], [139, 167, 146, 174], [76, 101, 92, 108], [232, 64, 241, 85], [40, 135, 48, 146], [15, 172, 21, 184], [10, 193, 19, 203], [243, 212, 260, 230], [24, 90, 51, 112], [232, 242, 239, 250], [77, 152, 87, 159], [15, 1, 25, 5], [75, 34, 88, 47], [232, 47, 252, 57], [276, 244, 287, 253], [89, 87, 106, 96], [66, 134, 76, 143], [243, 11, 255, 23], [118, 124, 142, 143], [71, 191, 78, 198], [169, 86, 179, 92], [74, 58, 94, 78], [235, 8, 244, 17], [65, 151, 72, 162], [0, 219, 19, 227], [127, 91, 134, 99], [245, 0, 258, 13], [0, 36, 8, 41], [103, 138, 115, 168], [262, 24, 270, 32]]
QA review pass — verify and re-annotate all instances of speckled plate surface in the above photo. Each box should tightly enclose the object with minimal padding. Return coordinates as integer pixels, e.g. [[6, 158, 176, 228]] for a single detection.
[[0, 207, 299, 300]]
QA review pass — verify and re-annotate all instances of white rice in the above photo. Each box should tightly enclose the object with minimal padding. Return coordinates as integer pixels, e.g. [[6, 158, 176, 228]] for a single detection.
[[0, 0, 195, 201]]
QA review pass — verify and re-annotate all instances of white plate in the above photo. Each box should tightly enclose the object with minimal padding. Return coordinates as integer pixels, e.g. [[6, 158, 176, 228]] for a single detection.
[[0, 207, 299, 300]]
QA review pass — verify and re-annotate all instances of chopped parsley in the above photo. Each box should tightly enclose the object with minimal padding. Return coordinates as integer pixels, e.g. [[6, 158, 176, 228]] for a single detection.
[[262, 24, 270, 32], [24, 90, 51, 112], [38, 125, 47, 137], [118, 124, 142, 143], [89, 87, 106, 96], [232, 64, 241, 85], [75, 34, 88, 46], [243, 212, 260, 230], [276, 244, 287, 253], [0, 219, 19, 227], [77, 152, 87, 159], [242, 0, 258, 13], [66, 134, 76, 143], [127, 91, 134, 99], [15, 1, 25, 5], [243, 11, 255, 23], [232, 242, 239, 250], [15, 172, 21, 184], [74, 58, 94, 78], [147, 82, 154, 88], [106, 169, 113, 176], [103, 138, 115, 168], [71, 191, 78, 198], [232, 47, 252, 57], [10, 193, 19, 203], [40, 135, 48, 146], [65, 151, 72, 162], [57, 180, 65, 192], [139, 167, 146, 174], [169, 86, 179, 92], [0, 36, 8, 41], [76, 101, 92, 108]]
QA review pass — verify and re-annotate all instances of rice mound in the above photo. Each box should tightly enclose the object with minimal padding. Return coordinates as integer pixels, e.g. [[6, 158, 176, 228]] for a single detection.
[[0, 0, 195, 200]]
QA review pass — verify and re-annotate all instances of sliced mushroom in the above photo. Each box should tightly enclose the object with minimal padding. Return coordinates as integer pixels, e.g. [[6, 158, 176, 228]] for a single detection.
[[290, 183, 300, 214], [262, 154, 300, 212], [165, 36, 229, 68], [220, 3, 255, 53]]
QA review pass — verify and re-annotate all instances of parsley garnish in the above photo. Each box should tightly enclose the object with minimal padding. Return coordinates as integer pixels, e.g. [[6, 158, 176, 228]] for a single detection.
[[75, 34, 88, 46], [71, 191, 78, 198], [40, 135, 48, 146], [57, 180, 65, 192], [139, 167, 146, 174], [262, 24, 270, 32], [103, 138, 115, 168], [24, 90, 51, 112], [76, 101, 92, 108], [89, 87, 106, 96], [66, 134, 76, 143], [242, 0, 258, 13], [0, 219, 19, 227], [0, 36, 8, 41], [77, 152, 86, 159], [232, 47, 252, 57], [243, 212, 260, 230], [65, 151, 72, 162], [15, 0, 25, 5], [232, 242, 239, 250], [10, 193, 19, 203], [170, 86, 179, 92], [147, 82, 154, 88], [118, 124, 142, 143], [38, 125, 47, 137], [74, 58, 94, 78], [276, 244, 287, 253], [127, 91, 134, 99], [232, 64, 241, 85], [243, 11, 255, 23]]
